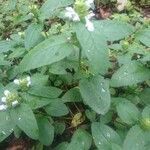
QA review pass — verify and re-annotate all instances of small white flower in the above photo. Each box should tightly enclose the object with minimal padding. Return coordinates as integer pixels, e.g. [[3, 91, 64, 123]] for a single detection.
[[14, 79, 20, 85], [0, 104, 8, 111], [4, 90, 10, 97], [117, 0, 128, 11], [85, 0, 94, 8], [6, 38, 10, 41], [85, 17, 94, 32], [1, 97, 7, 103], [12, 100, 19, 107], [28, 12, 34, 16], [86, 11, 95, 20], [26, 76, 31, 87], [65, 7, 80, 22]]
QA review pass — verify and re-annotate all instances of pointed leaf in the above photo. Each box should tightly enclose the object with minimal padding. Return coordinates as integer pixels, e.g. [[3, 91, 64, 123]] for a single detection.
[[123, 125, 146, 150], [19, 35, 73, 72], [79, 75, 111, 114], [111, 61, 150, 87], [94, 20, 134, 41], [75, 23, 109, 75], [116, 99, 140, 125], [11, 104, 39, 139], [92, 122, 122, 150], [37, 117, 54, 146], [25, 23, 44, 50], [0, 112, 15, 142], [66, 128, 92, 150]]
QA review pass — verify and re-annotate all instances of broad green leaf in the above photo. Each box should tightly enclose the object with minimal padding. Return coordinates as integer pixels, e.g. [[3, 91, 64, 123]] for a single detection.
[[123, 125, 146, 150], [0, 54, 10, 66], [37, 117, 54, 146], [28, 86, 62, 99], [79, 75, 111, 114], [66, 128, 92, 150], [111, 61, 150, 87], [116, 99, 140, 125], [136, 28, 150, 47], [21, 93, 52, 109], [45, 99, 69, 117], [25, 23, 44, 50], [11, 104, 39, 139], [62, 87, 82, 103], [94, 20, 134, 41], [0, 112, 15, 142], [142, 106, 150, 119], [111, 143, 122, 150], [139, 88, 150, 105], [8, 47, 26, 59], [54, 142, 69, 150], [92, 122, 122, 150], [54, 122, 66, 135], [19, 35, 74, 72], [39, 0, 73, 20], [0, 40, 12, 53], [31, 73, 49, 86], [49, 59, 78, 75], [75, 23, 109, 75]]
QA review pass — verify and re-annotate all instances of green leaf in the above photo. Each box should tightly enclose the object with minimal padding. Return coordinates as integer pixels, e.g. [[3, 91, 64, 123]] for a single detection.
[[92, 122, 122, 150], [62, 87, 82, 103], [54, 142, 69, 150], [39, 0, 73, 20], [111, 143, 122, 150], [94, 20, 134, 41], [11, 104, 39, 139], [0, 40, 12, 53], [79, 75, 111, 114], [139, 88, 150, 105], [75, 23, 109, 75], [136, 28, 150, 47], [45, 99, 69, 117], [66, 128, 92, 150], [37, 117, 54, 146], [142, 106, 150, 119], [18, 35, 74, 72], [49, 59, 78, 75], [123, 125, 146, 150], [31, 73, 49, 86], [116, 99, 140, 125], [54, 122, 66, 135], [0, 112, 15, 142], [28, 86, 62, 99], [25, 23, 44, 50], [111, 61, 150, 87], [21, 93, 52, 109], [8, 47, 26, 59]]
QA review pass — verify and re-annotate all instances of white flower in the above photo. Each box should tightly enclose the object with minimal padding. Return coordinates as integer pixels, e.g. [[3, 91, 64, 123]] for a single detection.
[[4, 90, 10, 97], [65, 7, 80, 22], [85, 0, 94, 8], [0, 104, 8, 111], [28, 12, 34, 16], [14, 79, 20, 85], [85, 17, 94, 32], [12, 100, 19, 107], [117, 0, 128, 11], [86, 11, 95, 20], [6, 38, 10, 41], [1, 97, 7, 103], [26, 76, 31, 87]]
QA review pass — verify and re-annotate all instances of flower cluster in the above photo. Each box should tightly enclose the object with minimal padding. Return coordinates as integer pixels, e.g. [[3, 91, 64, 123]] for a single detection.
[[0, 90, 19, 111], [65, 0, 95, 32], [14, 76, 31, 87]]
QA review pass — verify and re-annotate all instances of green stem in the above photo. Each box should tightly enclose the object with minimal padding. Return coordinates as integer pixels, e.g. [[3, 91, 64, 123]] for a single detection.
[[78, 48, 82, 70]]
